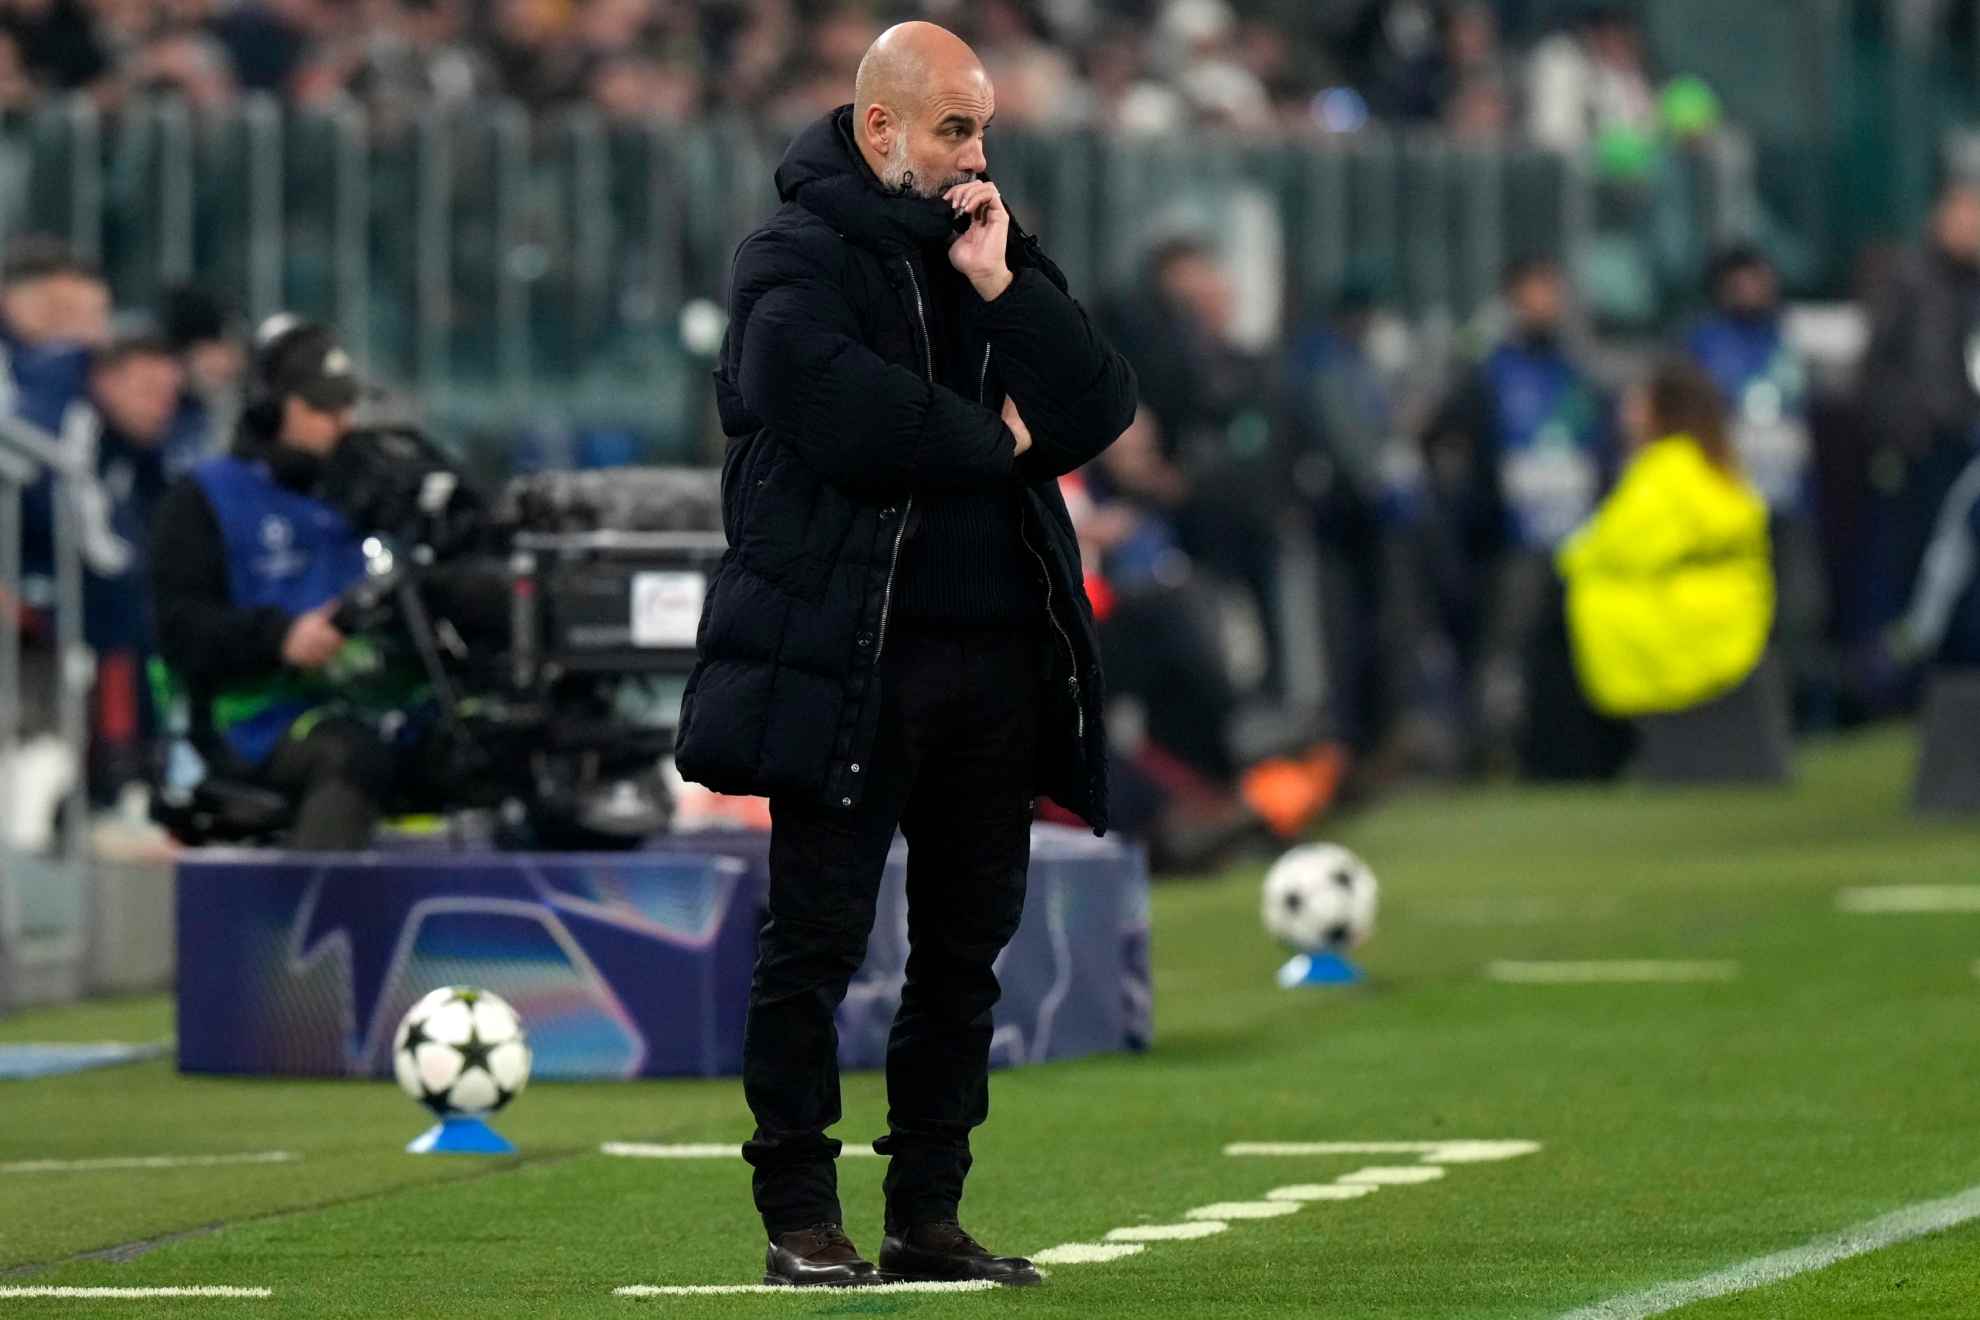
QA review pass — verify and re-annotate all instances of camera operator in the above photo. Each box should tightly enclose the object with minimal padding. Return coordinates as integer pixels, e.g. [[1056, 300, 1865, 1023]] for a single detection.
[[150, 318, 404, 850]]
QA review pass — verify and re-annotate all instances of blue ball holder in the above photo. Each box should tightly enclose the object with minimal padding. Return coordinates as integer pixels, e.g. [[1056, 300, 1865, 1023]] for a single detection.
[[407, 1114, 516, 1155], [1276, 950, 1365, 988]]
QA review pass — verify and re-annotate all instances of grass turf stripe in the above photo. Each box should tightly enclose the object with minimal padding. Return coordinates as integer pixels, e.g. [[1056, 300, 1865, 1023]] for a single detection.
[[614, 1281, 999, 1296], [1486, 960, 1739, 984], [0, 1287, 271, 1298], [1, 1153, 296, 1175], [1555, 1182, 1980, 1319], [1836, 885, 1980, 913]]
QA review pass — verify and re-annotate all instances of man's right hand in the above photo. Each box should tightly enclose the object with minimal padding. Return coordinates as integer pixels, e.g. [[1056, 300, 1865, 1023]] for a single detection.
[[1003, 397, 1033, 458], [282, 606, 346, 670]]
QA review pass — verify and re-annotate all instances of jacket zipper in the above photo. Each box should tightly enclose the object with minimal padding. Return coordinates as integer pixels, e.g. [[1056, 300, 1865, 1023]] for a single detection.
[[994, 344, 1084, 742], [873, 258, 929, 663], [997, 340, 1092, 744], [1019, 509, 1084, 741]]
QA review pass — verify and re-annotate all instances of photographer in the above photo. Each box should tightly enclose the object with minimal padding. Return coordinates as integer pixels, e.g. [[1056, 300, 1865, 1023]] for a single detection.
[[150, 318, 401, 850]]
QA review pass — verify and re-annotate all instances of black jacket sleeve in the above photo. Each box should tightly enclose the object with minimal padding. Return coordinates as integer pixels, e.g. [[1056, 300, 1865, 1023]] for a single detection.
[[979, 266, 1139, 482], [151, 479, 294, 688], [733, 238, 1021, 493]]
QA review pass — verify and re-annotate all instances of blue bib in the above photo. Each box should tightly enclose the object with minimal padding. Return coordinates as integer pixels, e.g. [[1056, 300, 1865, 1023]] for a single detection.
[[191, 454, 366, 763], [1687, 315, 1812, 514], [1484, 342, 1608, 549]]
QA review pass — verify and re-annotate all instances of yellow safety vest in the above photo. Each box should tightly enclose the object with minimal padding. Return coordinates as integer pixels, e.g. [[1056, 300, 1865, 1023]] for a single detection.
[[1557, 435, 1774, 717]]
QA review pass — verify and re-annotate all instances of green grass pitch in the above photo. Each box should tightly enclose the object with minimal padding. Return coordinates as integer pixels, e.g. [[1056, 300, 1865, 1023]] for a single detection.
[[4, 726, 1979, 1317]]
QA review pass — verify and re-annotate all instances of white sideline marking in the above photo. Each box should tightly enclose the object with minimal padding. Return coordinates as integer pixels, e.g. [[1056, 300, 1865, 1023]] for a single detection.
[[614, 1281, 997, 1297], [1225, 1140, 1540, 1164], [1339, 1166, 1446, 1186], [1030, 1243, 1144, 1265], [0, 1288, 271, 1299], [1487, 960, 1738, 984], [600, 1142, 879, 1160], [1185, 1201, 1301, 1220], [1105, 1221, 1229, 1242], [1838, 885, 1980, 914], [1266, 1184, 1378, 1202], [0, 1152, 296, 1175], [1555, 1182, 1980, 1320]]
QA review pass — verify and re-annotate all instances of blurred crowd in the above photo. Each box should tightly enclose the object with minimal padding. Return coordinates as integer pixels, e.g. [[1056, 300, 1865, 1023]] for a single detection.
[[11, 3, 1980, 869], [0, 0, 1717, 153], [1049, 176, 1980, 861]]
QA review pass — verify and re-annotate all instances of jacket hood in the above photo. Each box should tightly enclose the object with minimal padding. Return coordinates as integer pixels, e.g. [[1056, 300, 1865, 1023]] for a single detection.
[[774, 105, 960, 253]]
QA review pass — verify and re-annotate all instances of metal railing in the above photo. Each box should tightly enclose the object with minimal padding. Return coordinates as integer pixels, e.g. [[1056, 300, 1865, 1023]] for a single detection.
[[0, 97, 1761, 462], [0, 411, 91, 1005]]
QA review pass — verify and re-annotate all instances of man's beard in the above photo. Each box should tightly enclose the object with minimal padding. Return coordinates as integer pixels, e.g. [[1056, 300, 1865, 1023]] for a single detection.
[[879, 134, 973, 199]]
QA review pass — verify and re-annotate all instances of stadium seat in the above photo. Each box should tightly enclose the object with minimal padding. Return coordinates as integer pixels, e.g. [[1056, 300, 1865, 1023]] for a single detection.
[[1914, 670, 1980, 814], [1635, 654, 1792, 785]]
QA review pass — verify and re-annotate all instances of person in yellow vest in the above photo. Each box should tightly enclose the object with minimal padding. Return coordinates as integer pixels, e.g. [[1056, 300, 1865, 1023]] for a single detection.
[[1557, 357, 1774, 717]]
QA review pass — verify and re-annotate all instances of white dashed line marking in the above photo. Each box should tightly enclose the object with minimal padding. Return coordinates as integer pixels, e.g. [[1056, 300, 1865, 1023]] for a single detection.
[[1104, 1221, 1230, 1242]]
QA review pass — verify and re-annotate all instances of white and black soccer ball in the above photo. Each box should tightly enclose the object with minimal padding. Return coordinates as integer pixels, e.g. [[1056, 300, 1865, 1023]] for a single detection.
[[1261, 843, 1379, 953], [393, 986, 531, 1116]]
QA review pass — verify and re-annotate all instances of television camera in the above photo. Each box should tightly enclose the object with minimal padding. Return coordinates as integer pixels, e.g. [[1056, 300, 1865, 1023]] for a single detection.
[[155, 427, 727, 850]]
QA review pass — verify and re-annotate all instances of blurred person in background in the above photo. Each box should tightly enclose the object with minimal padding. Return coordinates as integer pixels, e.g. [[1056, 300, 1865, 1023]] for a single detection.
[[1420, 254, 1613, 774], [1527, 2, 1655, 156], [160, 284, 243, 458], [1684, 244, 1830, 726], [1852, 178, 1980, 705], [78, 332, 186, 805], [208, 0, 339, 97], [149, 317, 399, 851], [1556, 356, 1771, 747], [0, 0, 110, 95], [1281, 279, 1422, 756], [1886, 449, 1980, 674], [1102, 236, 1289, 696], [0, 235, 109, 850]]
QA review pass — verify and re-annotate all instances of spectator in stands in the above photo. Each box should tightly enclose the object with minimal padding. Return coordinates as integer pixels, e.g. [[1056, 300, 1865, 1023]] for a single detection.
[[0, 25, 32, 108], [209, 0, 334, 97], [1420, 255, 1613, 772], [0, 0, 109, 95], [1685, 244, 1830, 725], [486, 0, 583, 108], [1157, 0, 1272, 132], [1443, 0, 1514, 140], [1557, 356, 1772, 729], [1526, 3, 1655, 156]]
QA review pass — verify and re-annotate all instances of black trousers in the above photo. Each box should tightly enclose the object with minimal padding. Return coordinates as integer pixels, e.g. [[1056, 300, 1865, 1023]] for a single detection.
[[258, 716, 392, 851], [743, 622, 1044, 1238]]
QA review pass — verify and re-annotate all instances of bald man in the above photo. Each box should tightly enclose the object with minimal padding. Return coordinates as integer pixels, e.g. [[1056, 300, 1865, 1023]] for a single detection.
[[675, 20, 1137, 1289]]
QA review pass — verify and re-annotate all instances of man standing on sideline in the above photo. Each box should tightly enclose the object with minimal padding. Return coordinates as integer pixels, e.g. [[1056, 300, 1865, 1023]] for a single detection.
[[674, 20, 1136, 1290]]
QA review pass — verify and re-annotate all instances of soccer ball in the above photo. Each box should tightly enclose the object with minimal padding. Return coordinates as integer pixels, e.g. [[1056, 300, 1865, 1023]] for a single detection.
[[392, 986, 531, 1116], [1261, 843, 1379, 953]]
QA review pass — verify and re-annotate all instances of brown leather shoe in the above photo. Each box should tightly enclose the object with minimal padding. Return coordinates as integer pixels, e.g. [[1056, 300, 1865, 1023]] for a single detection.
[[878, 1222, 1042, 1286], [763, 1223, 882, 1287]]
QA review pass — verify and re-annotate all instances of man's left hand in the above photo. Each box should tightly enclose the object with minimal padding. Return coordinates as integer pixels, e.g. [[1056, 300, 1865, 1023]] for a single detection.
[[946, 181, 1012, 302]]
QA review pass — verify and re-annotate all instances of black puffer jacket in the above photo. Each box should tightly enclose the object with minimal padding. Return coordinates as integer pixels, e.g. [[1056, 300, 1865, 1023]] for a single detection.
[[673, 106, 1136, 833]]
